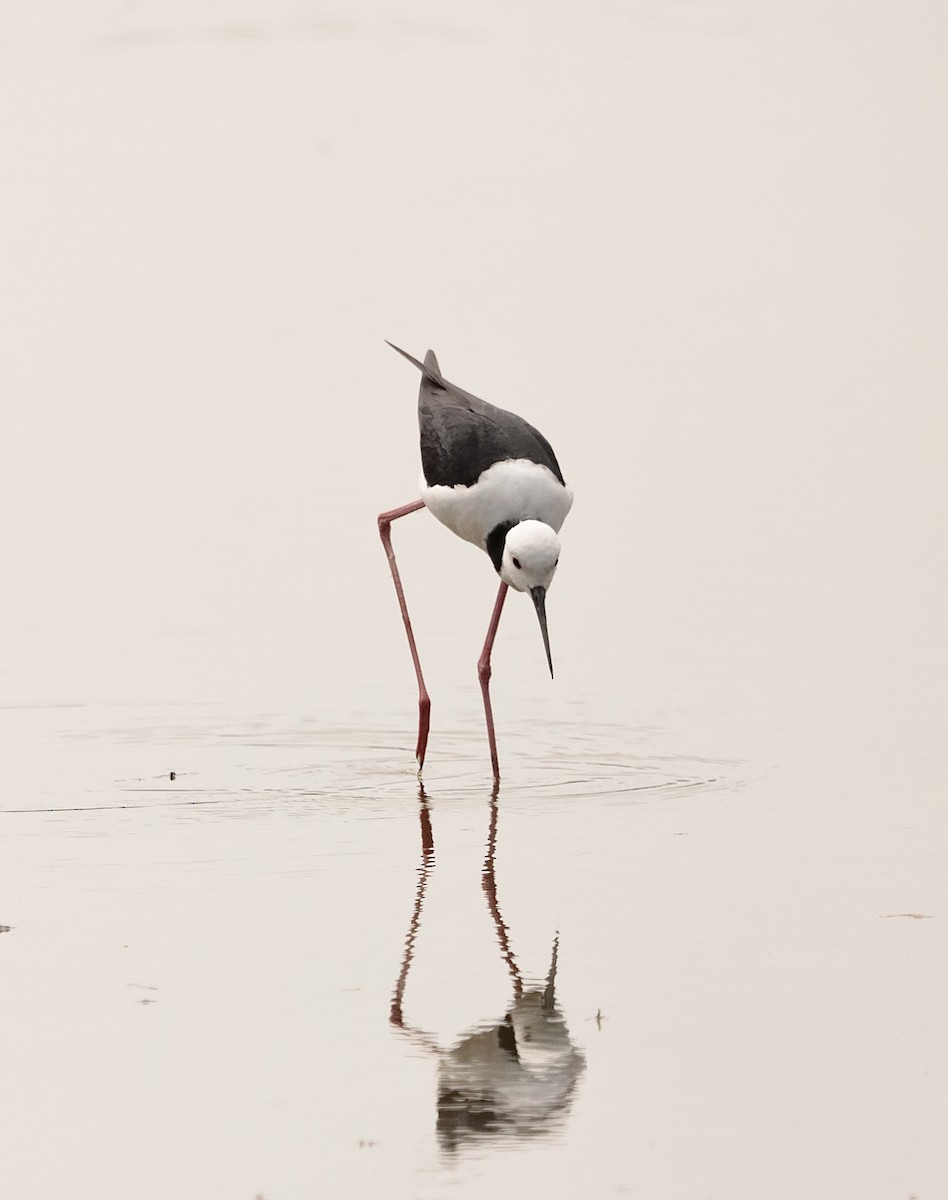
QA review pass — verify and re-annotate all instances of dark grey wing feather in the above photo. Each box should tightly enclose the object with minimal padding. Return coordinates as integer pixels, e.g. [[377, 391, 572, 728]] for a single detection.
[[387, 342, 566, 489]]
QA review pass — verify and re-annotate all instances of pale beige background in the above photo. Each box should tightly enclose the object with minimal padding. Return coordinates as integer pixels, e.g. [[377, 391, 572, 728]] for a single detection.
[[1, 2, 946, 1198]]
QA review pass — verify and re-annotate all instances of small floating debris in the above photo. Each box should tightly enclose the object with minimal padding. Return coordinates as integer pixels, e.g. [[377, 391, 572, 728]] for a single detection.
[[127, 982, 159, 1002], [881, 913, 934, 920]]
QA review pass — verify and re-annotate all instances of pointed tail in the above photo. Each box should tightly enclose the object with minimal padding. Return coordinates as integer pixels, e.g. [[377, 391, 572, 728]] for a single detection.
[[386, 341, 443, 383]]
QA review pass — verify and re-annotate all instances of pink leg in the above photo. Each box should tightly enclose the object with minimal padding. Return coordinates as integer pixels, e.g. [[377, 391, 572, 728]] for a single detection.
[[378, 500, 430, 771], [477, 582, 509, 782]]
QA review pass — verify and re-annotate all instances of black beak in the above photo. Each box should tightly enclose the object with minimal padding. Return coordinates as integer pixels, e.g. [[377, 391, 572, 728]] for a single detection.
[[530, 586, 554, 679]]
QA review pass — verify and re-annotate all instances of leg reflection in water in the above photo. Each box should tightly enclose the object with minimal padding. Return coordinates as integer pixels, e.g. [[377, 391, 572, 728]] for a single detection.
[[389, 785, 435, 1033], [390, 784, 585, 1152]]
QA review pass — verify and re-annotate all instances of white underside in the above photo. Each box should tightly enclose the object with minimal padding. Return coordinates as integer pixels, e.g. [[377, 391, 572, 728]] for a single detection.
[[421, 459, 573, 548]]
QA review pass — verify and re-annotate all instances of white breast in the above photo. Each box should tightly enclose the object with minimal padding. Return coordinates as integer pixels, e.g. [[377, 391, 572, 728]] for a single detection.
[[421, 459, 574, 548]]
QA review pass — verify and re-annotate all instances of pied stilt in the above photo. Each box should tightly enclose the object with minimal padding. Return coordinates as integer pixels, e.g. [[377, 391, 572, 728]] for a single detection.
[[378, 344, 573, 780]]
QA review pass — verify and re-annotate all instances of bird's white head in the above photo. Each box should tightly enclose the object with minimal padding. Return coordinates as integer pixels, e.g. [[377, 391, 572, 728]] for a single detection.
[[500, 520, 561, 594], [500, 520, 561, 679]]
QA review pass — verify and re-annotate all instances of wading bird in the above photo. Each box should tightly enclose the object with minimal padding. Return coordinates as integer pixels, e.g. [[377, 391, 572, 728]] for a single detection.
[[378, 344, 573, 780]]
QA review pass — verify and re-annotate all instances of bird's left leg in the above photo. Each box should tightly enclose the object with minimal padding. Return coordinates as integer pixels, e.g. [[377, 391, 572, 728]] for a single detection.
[[477, 582, 509, 782], [378, 499, 431, 770]]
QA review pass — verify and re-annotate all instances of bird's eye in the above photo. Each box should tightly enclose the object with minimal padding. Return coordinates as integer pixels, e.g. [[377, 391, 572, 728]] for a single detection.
[[554, 557, 559, 567], [512, 557, 521, 569]]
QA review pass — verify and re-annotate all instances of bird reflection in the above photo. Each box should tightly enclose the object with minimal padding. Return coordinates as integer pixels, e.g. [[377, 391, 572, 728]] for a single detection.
[[391, 785, 585, 1152]]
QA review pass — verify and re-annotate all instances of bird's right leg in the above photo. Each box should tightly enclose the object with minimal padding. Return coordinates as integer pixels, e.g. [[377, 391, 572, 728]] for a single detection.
[[378, 500, 430, 771], [477, 582, 509, 782]]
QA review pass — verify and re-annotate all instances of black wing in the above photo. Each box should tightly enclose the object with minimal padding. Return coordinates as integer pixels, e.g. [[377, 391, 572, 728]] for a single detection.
[[387, 342, 566, 489]]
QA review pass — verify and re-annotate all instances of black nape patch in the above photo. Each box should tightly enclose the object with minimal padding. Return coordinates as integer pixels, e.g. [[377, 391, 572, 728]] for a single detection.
[[497, 1015, 519, 1059], [485, 521, 517, 573]]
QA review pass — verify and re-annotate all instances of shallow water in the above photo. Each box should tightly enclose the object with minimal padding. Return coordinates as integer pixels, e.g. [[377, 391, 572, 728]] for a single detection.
[[2, 2, 947, 1198]]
